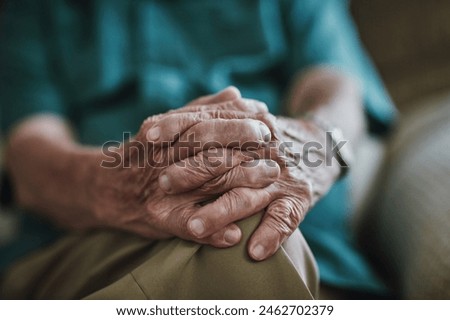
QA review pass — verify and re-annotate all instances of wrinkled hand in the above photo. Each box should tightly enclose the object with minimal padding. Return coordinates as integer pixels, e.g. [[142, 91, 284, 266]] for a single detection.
[[91, 88, 281, 247], [246, 116, 341, 260], [161, 115, 341, 260]]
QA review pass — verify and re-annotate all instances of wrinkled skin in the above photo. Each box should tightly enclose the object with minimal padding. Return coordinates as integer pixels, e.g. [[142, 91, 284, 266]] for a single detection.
[[7, 68, 359, 262], [91, 88, 281, 248], [91, 87, 339, 260], [162, 114, 340, 260]]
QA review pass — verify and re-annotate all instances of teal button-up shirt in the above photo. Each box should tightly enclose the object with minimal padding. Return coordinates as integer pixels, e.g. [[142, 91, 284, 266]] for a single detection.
[[1, 0, 396, 294]]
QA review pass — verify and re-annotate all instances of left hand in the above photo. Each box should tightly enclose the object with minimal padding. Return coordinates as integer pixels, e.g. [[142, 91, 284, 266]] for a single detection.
[[161, 114, 341, 261]]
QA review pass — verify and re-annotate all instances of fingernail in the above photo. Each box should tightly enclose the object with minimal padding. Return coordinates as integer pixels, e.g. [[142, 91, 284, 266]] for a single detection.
[[224, 228, 240, 244], [189, 218, 205, 237], [159, 174, 171, 193], [252, 244, 266, 260], [259, 123, 271, 143], [146, 126, 160, 141]]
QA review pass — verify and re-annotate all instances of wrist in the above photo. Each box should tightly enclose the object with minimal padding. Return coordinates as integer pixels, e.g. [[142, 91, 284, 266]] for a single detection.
[[302, 113, 353, 180], [275, 116, 341, 202], [69, 146, 106, 226], [88, 142, 157, 229]]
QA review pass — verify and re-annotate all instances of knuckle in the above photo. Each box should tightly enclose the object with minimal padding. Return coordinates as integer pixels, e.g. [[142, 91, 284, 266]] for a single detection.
[[190, 112, 205, 123], [208, 109, 222, 120], [268, 199, 301, 236], [265, 160, 281, 178], [237, 188, 258, 212], [145, 205, 162, 227], [185, 170, 213, 190], [247, 160, 278, 185], [199, 174, 228, 193], [258, 113, 277, 130], [198, 155, 244, 193], [240, 119, 261, 139], [239, 99, 268, 113], [243, 165, 260, 185], [251, 100, 269, 113], [231, 99, 249, 111], [218, 191, 238, 216], [192, 105, 210, 112], [289, 197, 307, 226], [160, 116, 175, 132], [140, 117, 152, 131]]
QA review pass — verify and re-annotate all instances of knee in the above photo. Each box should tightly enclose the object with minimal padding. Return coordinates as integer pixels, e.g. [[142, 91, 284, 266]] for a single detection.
[[131, 213, 318, 299]]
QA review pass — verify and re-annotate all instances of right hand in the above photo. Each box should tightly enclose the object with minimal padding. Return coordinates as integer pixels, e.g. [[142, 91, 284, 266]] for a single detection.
[[90, 88, 280, 247]]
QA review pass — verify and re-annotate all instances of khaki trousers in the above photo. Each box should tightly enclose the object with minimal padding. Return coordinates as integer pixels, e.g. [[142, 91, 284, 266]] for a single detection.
[[0, 213, 318, 299]]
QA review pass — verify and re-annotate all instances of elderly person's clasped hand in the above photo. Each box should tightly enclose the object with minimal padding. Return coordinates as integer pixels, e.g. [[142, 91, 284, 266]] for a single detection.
[[91, 87, 339, 261]]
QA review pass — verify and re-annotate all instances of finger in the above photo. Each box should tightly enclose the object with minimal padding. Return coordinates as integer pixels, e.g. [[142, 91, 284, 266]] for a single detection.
[[247, 196, 310, 261], [151, 197, 243, 247], [159, 148, 279, 194], [169, 118, 271, 162], [146, 100, 269, 143], [199, 223, 242, 248], [185, 86, 241, 106], [178, 98, 268, 114], [196, 159, 280, 195], [185, 186, 274, 240], [159, 149, 251, 193]]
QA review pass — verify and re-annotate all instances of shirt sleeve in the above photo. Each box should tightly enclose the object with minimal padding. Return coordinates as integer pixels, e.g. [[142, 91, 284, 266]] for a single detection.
[[284, 0, 398, 133], [0, 0, 66, 135]]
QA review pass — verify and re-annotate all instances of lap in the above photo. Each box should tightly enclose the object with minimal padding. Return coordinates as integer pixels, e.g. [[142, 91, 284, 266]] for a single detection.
[[0, 213, 318, 299]]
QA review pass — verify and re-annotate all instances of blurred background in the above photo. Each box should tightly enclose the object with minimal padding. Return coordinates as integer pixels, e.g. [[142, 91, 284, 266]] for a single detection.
[[351, 0, 450, 299], [4, 1, 449, 161], [352, 0, 450, 112]]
